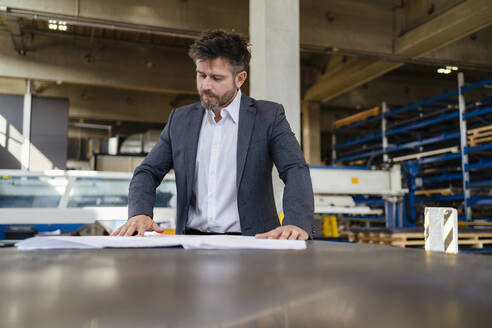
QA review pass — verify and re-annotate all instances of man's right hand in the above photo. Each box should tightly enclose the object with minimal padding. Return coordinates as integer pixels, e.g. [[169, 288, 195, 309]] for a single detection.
[[111, 215, 165, 237]]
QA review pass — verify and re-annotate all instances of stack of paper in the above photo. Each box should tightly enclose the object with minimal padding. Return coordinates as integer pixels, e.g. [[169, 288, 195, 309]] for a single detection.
[[16, 235, 306, 251]]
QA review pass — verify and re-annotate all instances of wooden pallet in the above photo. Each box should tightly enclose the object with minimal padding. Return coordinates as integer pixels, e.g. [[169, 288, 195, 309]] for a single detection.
[[392, 146, 459, 162], [340, 231, 357, 242], [357, 232, 425, 247], [334, 106, 380, 129], [468, 125, 492, 147], [356, 232, 492, 249], [414, 188, 452, 196], [458, 233, 492, 249]]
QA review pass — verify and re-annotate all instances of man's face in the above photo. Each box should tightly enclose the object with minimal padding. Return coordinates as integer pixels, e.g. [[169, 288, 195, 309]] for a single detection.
[[196, 57, 246, 111]]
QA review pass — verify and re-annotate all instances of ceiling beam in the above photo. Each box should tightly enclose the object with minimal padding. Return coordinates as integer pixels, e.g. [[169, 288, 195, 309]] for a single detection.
[[304, 57, 401, 102], [302, 41, 492, 72], [304, 0, 492, 102], [0, 30, 197, 94], [395, 0, 492, 57], [4, 16, 25, 54]]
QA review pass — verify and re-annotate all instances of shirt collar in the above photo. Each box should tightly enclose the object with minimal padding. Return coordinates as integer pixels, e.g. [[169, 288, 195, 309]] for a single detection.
[[222, 89, 241, 124]]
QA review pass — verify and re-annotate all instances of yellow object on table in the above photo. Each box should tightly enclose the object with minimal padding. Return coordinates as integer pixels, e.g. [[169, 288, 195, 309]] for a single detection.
[[157, 229, 176, 235]]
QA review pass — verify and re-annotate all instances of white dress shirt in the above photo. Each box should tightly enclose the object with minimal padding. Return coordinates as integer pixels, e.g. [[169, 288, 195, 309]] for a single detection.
[[187, 89, 242, 233]]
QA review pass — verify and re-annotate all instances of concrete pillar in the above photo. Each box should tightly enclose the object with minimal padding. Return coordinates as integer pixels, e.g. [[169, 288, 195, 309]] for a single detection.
[[249, 0, 300, 216], [302, 101, 321, 165], [249, 0, 300, 136]]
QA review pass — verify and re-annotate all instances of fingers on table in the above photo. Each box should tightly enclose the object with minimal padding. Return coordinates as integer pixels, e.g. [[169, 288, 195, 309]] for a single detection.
[[256, 226, 308, 240], [282, 226, 308, 240], [152, 222, 165, 233], [121, 222, 135, 236], [110, 226, 122, 236], [136, 225, 147, 237], [111, 219, 155, 237], [288, 230, 299, 240], [127, 221, 144, 236], [115, 224, 129, 236], [256, 227, 281, 239], [279, 229, 292, 240], [114, 221, 137, 236], [298, 230, 309, 240], [269, 228, 283, 239]]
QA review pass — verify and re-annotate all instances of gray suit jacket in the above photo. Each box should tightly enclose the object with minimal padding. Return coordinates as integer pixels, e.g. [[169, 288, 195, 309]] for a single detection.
[[128, 94, 314, 236]]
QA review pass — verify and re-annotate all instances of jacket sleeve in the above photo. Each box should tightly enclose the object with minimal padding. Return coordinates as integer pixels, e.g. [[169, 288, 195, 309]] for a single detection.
[[269, 104, 314, 237], [128, 109, 175, 219]]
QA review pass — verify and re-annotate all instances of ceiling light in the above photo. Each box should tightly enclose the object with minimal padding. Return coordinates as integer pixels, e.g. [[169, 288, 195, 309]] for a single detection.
[[437, 65, 459, 74], [48, 20, 68, 32], [437, 68, 451, 74]]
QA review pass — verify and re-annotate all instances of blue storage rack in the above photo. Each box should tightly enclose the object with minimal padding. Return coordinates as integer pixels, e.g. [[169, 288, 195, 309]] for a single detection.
[[332, 74, 492, 227]]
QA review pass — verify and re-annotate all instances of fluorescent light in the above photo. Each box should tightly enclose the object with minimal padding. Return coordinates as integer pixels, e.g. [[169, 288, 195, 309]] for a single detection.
[[445, 65, 459, 71], [48, 19, 68, 32], [437, 68, 451, 74]]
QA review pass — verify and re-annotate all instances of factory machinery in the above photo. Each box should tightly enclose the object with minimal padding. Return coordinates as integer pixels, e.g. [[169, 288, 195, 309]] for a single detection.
[[0, 170, 176, 239], [309, 165, 406, 237], [0, 164, 405, 239]]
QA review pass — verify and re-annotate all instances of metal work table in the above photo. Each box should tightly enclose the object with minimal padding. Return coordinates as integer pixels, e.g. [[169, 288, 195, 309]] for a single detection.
[[1, 241, 491, 328]]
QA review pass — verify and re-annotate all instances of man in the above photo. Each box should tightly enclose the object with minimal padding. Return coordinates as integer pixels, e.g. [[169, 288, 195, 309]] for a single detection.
[[112, 30, 314, 240]]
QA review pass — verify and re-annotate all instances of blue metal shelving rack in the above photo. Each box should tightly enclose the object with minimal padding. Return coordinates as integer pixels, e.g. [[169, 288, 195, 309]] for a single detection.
[[333, 73, 492, 227], [460, 75, 492, 224]]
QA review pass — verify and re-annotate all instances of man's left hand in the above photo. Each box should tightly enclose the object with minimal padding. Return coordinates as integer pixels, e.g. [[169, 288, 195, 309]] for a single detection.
[[255, 225, 308, 240]]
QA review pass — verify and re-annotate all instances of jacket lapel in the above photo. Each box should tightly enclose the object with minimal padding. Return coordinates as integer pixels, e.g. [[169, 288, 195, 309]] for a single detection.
[[236, 94, 256, 189], [186, 104, 205, 202]]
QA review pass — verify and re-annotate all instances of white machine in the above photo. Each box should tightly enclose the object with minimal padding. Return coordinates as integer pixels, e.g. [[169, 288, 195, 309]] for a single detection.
[[0, 170, 176, 233], [309, 165, 407, 226]]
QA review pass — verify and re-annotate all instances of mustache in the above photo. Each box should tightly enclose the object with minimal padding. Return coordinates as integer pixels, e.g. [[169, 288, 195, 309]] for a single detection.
[[200, 90, 217, 98]]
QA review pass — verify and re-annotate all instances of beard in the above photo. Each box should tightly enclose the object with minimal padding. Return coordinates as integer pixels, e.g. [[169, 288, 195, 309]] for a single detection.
[[199, 84, 237, 111]]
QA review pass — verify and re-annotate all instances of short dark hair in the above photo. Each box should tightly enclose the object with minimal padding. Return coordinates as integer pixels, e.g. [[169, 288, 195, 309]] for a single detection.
[[188, 30, 251, 73]]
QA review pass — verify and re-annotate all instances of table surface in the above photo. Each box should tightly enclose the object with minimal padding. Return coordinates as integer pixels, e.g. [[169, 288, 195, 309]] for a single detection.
[[1, 241, 492, 328]]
